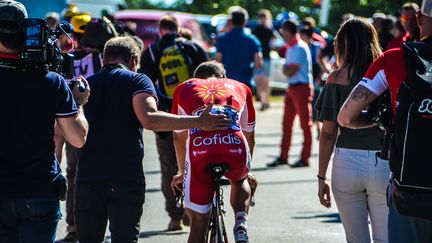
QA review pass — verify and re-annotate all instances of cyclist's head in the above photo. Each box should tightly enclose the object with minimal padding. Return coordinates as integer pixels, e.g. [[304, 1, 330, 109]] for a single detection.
[[0, 0, 27, 53], [230, 8, 248, 27], [334, 17, 382, 86], [194, 61, 227, 79], [159, 15, 179, 35], [103, 37, 141, 71]]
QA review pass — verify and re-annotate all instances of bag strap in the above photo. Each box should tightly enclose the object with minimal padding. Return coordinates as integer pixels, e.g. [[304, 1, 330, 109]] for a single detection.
[[148, 43, 158, 64], [174, 38, 193, 76]]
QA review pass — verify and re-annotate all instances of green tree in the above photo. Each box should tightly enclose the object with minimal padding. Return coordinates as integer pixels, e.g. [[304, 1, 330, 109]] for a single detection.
[[124, 0, 420, 35]]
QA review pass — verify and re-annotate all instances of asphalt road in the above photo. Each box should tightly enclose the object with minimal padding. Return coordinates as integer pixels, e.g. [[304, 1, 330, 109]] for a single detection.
[[56, 97, 347, 243]]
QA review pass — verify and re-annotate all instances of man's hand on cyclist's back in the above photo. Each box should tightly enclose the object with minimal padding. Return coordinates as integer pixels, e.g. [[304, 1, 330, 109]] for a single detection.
[[196, 103, 231, 131]]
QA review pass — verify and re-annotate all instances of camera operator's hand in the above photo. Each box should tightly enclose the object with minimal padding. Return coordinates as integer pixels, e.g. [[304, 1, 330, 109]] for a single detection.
[[73, 75, 90, 106]]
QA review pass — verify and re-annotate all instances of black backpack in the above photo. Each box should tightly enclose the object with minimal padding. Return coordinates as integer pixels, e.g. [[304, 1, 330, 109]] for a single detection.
[[147, 38, 193, 100], [390, 42, 432, 219]]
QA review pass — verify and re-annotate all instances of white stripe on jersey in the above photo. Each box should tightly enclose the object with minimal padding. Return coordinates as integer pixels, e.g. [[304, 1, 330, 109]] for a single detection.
[[359, 70, 388, 96]]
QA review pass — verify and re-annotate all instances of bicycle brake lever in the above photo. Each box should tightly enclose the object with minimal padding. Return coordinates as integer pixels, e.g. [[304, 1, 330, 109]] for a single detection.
[[250, 196, 255, 207], [176, 196, 183, 208]]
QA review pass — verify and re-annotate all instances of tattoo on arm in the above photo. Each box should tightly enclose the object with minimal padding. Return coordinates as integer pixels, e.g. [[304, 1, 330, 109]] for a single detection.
[[351, 85, 373, 101], [344, 85, 373, 109]]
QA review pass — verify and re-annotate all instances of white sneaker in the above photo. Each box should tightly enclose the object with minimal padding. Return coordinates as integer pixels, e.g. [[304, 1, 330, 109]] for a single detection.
[[234, 227, 249, 243]]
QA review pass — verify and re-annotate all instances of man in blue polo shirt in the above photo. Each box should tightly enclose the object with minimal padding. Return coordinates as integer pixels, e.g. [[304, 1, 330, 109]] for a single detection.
[[216, 7, 263, 90], [75, 36, 230, 243], [0, 1, 89, 242]]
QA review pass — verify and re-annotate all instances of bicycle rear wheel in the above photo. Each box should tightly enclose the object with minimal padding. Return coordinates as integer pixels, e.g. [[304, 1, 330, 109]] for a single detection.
[[207, 204, 228, 243], [216, 208, 228, 243]]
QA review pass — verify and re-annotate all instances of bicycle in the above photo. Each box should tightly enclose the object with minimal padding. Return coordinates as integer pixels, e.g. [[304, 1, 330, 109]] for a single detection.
[[175, 163, 256, 243], [206, 163, 230, 243]]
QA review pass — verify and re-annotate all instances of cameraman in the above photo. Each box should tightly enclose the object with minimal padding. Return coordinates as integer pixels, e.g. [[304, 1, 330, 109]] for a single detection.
[[0, 1, 89, 243]]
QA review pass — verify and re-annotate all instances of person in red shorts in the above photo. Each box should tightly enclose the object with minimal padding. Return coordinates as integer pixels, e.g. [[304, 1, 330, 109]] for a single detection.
[[171, 61, 255, 243]]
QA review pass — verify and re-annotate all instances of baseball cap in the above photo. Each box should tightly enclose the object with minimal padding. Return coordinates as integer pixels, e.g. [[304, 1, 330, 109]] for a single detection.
[[372, 12, 386, 20], [0, 0, 28, 34], [71, 13, 91, 34], [421, 0, 432, 17]]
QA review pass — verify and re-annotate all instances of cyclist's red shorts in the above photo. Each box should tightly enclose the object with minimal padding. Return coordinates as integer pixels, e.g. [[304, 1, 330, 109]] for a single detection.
[[183, 130, 251, 214]]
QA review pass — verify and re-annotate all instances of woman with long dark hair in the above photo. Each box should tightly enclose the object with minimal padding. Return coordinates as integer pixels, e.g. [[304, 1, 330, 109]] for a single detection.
[[315, 18, 389, 243]]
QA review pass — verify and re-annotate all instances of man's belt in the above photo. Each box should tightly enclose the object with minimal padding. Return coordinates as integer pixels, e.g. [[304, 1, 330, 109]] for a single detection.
[[288, 82, 309, 87]]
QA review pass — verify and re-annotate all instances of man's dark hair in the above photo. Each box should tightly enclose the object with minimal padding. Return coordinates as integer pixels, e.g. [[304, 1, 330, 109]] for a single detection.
[[194, 61, 226, 79], [230, 9, 249, 26], [159, 15, 179, 32], [302, 17, 317, 28], [300, 25, 313, 39], [103, 37, 141, 64], [281, 19, 299, 35]]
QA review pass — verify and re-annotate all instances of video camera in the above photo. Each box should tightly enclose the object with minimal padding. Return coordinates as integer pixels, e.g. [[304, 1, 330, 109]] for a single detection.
[[21, 18, 75, 79]]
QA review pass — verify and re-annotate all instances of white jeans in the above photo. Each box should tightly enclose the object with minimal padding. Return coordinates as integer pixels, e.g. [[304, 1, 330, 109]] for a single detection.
[[331, 148, 390, 243]]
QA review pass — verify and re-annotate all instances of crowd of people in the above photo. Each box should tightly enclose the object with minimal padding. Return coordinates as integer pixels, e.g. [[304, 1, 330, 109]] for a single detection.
[[1, 0, 432, 242]]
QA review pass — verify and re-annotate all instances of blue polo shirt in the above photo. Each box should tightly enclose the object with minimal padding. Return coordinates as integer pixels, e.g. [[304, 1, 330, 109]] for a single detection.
[[285, 39, 313, 85], [1, 64, 77, 199], [216, 27, 262, 88], [77, 66, 157, 184]]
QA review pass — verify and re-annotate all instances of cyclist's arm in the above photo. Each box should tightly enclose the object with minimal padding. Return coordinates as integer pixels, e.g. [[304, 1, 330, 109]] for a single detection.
[[338, 54, 390, 128], [243, 131, 255, 157], [338, 84, 377, 128], [173, 131, 188, 176]]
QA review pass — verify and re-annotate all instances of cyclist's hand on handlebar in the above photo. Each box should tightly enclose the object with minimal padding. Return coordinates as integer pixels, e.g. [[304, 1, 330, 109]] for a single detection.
[[318, 179, 331, 208], [247, 173, 258, 190], [197, 103, 231, 131], [72, 75, 90, 106], [171, 173, 184, 196]]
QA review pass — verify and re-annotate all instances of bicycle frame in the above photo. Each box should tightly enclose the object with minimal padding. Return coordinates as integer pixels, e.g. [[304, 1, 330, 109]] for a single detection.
[[207, 164, 230, 243]]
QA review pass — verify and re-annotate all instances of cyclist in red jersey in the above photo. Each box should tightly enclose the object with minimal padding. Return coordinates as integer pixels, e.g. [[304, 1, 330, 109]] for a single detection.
[[171, 61, 255, 243]]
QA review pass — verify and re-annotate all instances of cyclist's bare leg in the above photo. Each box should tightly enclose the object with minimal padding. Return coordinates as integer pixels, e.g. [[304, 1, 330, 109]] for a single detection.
[[230, 177, 251, 213], [230, 177, 251, 241], [185, 208, 210, 243]]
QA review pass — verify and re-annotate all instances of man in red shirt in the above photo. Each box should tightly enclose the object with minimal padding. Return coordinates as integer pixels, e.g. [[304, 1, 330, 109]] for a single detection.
[[338, 2, 432, 241], [171, 61, 255, 243]]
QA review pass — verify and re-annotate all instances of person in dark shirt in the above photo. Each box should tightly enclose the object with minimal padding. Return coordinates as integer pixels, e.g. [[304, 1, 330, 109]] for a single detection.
[[75, 36, 229, 242], [252, 9, 276, 111], [0, 1, 89, 242], [139, 15, 208, 231]]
